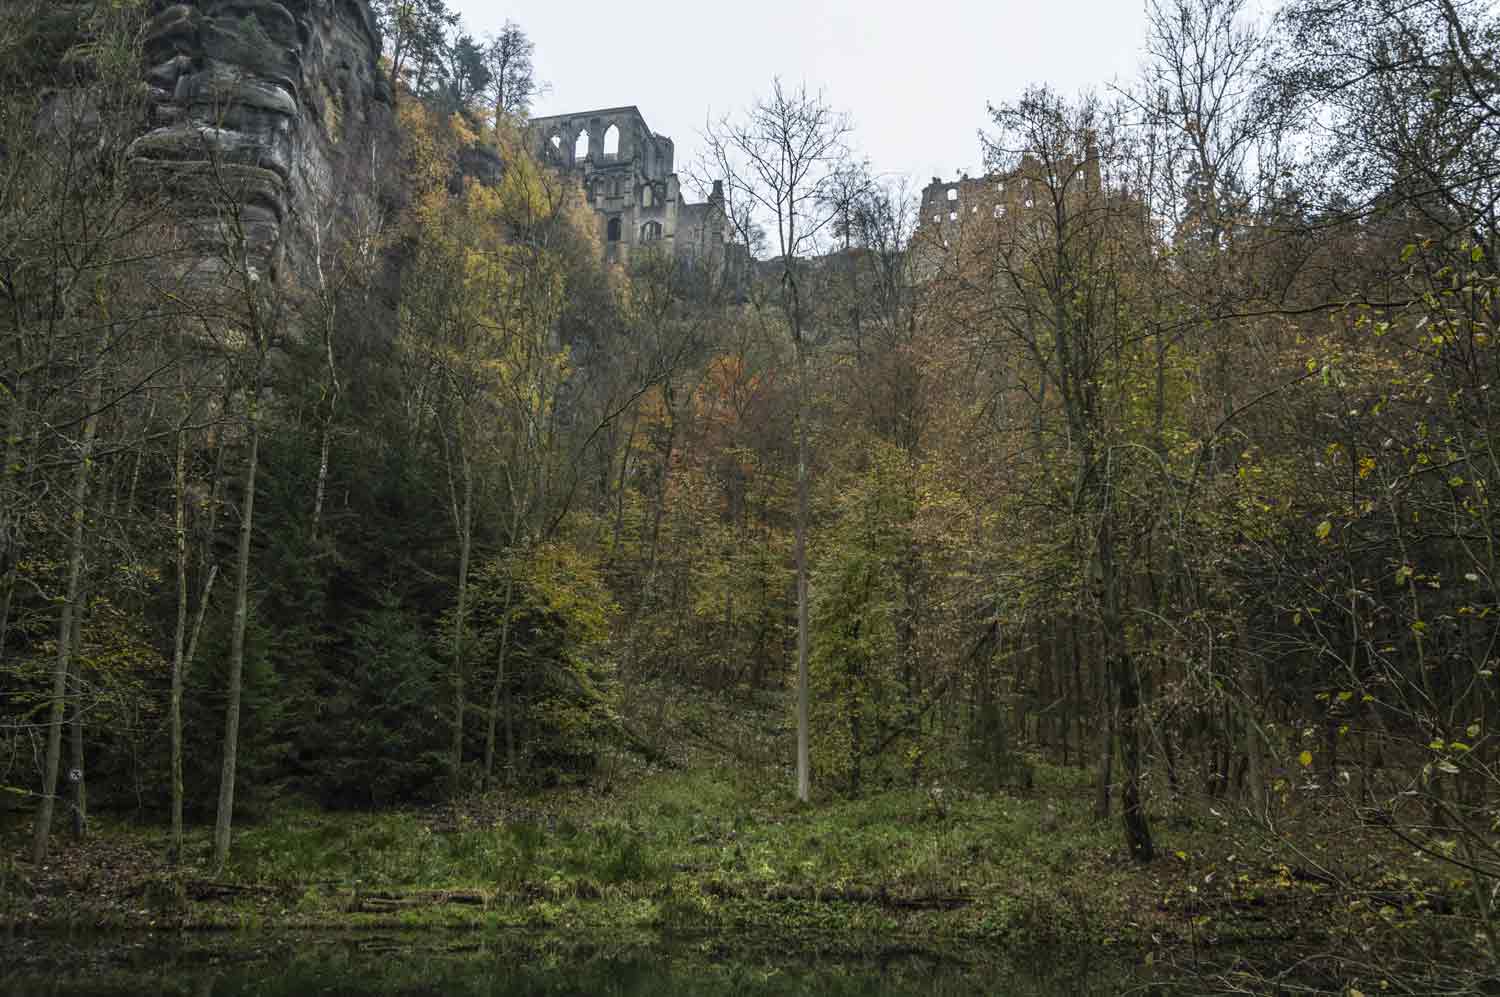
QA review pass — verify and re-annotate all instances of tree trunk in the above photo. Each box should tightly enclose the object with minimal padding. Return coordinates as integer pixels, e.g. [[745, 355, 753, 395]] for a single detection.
[[449, 453, 473, 796], [31, 357, 102, 865], [172, 561, 216, 862], [0, 385, 28, 660], [68, 641, 86, 840], [794, 333, 811, 803], [311, 423, 334, 540], [1238, 618, 1266, 819], [310, 302, 341, 540], [1101, 508, 1153, 862], [213, 395, 260, 870], [483, 561, 518, 789], [1095, 678, 1114, 821], [170, 421, 190, 859]]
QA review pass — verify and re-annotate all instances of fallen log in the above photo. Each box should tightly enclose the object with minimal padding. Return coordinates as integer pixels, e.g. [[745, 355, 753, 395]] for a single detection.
[[186, 881, 284, 900]]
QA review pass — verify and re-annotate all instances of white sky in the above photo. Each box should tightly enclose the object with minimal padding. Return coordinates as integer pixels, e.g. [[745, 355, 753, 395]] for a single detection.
[[449, 0, 1153, 194]]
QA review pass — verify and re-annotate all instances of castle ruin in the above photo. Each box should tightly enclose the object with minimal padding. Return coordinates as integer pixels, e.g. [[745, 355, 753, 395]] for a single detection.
[[529, 105, 730, 275]]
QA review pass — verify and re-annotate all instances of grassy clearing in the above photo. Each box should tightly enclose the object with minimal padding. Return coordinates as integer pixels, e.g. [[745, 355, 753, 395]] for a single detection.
[[0, 682, 1477, 986], [169, 755, 1119, 950]]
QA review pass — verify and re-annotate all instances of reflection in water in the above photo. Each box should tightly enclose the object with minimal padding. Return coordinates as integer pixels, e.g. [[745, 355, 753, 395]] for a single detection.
[[3, 933, 1131, 996]]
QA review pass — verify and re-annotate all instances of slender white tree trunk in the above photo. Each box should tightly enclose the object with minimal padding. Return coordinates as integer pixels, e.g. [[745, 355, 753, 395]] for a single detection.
[[213, 394, 260, 869], [794, 335, 811, 804]]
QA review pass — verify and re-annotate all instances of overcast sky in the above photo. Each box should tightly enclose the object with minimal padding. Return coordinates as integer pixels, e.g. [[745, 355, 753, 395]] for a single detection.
[[448, 0, 1154, 195]]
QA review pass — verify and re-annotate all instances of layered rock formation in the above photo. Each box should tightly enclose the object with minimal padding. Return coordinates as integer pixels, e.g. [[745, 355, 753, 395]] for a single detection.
[[129, 0, 392, 284]]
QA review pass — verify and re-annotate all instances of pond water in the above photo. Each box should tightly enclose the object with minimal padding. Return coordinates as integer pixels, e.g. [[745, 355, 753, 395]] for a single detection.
[[2, 932, 1137, 996]]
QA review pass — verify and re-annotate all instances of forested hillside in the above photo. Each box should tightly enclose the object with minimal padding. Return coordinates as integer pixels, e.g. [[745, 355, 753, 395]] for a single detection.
[[3, 0, 1499, 990]]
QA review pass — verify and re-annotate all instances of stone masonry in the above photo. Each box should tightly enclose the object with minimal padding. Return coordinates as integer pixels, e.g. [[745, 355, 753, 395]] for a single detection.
[[528, 106, 729, 274]]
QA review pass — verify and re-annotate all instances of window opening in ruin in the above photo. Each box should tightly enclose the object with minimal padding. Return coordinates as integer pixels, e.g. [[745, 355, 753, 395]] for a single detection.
[[603, 123, 620, 157], [993, 204, 1005, 218], [549, 134, 562, 154], [932, 214, 940, 223], [641, 221, 662, 242], [611, 178, 622, 198], [574, 130, 590, 161], [1024, 198, 1034, 208], [948, 211, 957, 221], [946, 188, 958, 201], [642, 185, 653, 207], [607, 217, 621, 241]]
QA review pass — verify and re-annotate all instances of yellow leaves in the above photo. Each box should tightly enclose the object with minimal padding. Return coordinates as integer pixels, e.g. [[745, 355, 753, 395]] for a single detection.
[[1299, 750, 1313, 768], [1315, 520, 1332, 540], [447, 110, 479, 149], [1357, 456, 1376, 479]]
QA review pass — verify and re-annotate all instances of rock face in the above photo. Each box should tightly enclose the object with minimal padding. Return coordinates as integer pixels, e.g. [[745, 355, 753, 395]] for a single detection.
[[130, 0, 392, 285]]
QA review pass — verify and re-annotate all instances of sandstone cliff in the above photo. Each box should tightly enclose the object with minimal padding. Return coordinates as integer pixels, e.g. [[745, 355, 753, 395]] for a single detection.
[[129, 0, 393, 283]]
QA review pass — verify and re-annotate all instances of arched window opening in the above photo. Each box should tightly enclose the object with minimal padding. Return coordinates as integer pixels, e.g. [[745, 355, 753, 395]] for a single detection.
[[611, 177, 622, 198], [946, 187, 958, 201], [607, 217, 621, 242], [549, 134, 562, 156], [603, 123, 620, 157], [640, 221, 662, 242], [642, 185, 653, 207], [574, 129, 590, 161]]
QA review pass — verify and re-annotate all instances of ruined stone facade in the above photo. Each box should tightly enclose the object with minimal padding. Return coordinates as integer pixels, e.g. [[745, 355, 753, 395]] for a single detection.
[[529, 106, 730, 273], [912, 147, 1102, 280]]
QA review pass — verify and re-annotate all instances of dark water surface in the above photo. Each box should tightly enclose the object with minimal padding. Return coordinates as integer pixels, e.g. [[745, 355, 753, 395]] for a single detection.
[[2, 932, 1137, 996]]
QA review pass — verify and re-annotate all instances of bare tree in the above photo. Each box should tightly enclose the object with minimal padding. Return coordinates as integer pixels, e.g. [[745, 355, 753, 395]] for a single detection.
[[704, 79, 854, 801], [195, 141, 285, 872]]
